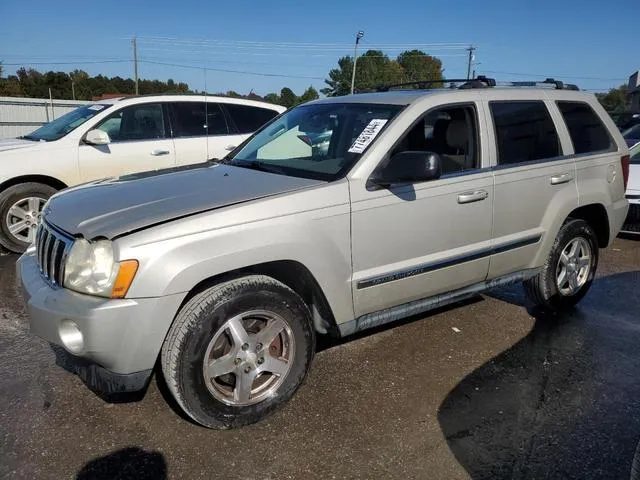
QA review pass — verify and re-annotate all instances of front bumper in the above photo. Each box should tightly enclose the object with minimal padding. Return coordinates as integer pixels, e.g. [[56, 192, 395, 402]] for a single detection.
[[17, 252, 186, 393]]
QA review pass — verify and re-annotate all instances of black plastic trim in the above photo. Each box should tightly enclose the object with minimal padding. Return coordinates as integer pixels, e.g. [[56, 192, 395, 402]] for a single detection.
[[356, 234, 542, 289], [75, 363, 153, 394]]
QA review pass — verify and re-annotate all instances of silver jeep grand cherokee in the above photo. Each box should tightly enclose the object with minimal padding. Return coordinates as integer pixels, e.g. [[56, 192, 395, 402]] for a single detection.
[[18, 77, 630, 429]]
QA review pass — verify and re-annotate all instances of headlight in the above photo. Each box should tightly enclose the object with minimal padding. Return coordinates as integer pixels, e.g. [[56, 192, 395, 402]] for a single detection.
[[63, 239, 138, 298]]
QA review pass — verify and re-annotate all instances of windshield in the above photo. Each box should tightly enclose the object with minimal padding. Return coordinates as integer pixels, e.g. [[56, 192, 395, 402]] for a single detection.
[[24, 104, 110, 142], [228, 102, 403, 181], [623, 124, 640, 141]]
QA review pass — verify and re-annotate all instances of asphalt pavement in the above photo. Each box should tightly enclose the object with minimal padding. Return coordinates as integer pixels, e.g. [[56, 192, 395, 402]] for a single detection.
[[1, 238, 639, 480]]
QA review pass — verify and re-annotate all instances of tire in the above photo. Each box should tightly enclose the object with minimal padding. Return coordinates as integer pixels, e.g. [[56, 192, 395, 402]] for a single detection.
[[524, 218, 599, 312], [631, 439, 640, 480], [161, 275, 315, 429], [0, 182, 57, 253]]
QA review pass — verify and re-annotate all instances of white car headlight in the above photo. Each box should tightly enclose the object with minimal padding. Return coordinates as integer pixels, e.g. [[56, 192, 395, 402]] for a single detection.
[[64, 239, 118, 297]]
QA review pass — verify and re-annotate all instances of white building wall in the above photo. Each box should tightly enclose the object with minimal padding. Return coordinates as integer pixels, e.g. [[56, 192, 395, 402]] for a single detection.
[[0, 96, 87, 139]]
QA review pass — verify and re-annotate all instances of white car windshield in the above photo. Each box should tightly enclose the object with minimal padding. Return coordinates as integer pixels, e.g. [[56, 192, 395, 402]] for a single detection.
[[228, 102, 403, 181], [22, 104, 110, 142]]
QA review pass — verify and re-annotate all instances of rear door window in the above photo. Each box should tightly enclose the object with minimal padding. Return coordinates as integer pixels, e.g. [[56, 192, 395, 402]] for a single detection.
[[169, 102, 206, 137], [169, 102, 229, 137], [490, 101, 560, 166], [225, 104, 279, 134], [205, 103, 229, 135], [556, 101, 614, 154]]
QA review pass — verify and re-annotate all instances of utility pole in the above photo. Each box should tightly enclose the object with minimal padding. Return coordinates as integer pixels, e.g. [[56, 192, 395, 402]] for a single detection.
[[350, 30, 364, 95], [71, 81, 75, 101], [466, 45, 476, 80], [48, 88, 55, 119], [132, 36, 139, 95]]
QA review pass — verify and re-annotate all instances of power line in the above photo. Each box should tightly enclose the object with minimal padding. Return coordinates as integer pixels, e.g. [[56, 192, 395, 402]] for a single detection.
[[137, 46, 468, 59], [138, 60, 325, 80], [1, 60, 130, 66], [133, 36, 471, 49]]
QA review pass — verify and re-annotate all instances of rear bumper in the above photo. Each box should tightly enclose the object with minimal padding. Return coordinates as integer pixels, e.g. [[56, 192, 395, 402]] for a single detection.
[[621, 199, 640, 234]]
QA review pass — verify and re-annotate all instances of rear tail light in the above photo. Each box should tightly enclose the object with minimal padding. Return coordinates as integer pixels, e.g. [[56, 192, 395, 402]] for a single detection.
[[621, 155, 630, 190]]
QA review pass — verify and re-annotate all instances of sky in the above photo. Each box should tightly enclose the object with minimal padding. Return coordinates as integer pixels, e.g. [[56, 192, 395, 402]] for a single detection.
[[0, 0, 637, 98]]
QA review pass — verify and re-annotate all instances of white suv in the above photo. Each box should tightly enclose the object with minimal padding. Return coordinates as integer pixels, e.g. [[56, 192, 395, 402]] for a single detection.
[[0, 95, 285, 252]]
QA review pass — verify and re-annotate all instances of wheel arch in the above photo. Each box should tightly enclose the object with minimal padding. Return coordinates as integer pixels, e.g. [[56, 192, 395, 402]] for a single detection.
[[176, 260, 340, 337], [0, 175, 68, 193], [568, 203, 609, 248]]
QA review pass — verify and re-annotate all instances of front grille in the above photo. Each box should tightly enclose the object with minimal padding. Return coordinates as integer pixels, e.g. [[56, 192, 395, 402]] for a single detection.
[[35, 221, 74, 286]]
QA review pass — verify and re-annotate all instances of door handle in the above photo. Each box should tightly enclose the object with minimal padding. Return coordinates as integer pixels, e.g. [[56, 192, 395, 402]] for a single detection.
[[457, 190, 489, 204], [225, 145, 237, 151], [151, 148, 171, 157], [550, 173, 574, 185], [151, 149, 170, 156]]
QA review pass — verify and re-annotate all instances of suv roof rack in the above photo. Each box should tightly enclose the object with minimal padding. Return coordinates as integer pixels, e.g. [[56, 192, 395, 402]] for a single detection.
[[377, 76, 496, 92], [376, 75, 579, 92], [503, 78, 580, 91]]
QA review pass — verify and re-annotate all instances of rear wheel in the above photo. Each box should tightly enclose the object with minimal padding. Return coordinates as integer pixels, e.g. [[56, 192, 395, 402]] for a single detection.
[[161, 275, 314, 429], [524, 219, 599, 312], [0, 182, 56, 253]]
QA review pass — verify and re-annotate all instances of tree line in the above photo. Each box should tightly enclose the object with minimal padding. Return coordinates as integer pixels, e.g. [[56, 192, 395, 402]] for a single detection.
[[0, 63, 320, 107], [0, 55, 631, 112], [0, 66, 190, 99]]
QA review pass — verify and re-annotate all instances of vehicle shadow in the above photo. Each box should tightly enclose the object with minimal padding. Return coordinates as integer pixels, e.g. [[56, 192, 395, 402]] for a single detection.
[[438, 271, 640, 479], [75, 447, 166, 480]]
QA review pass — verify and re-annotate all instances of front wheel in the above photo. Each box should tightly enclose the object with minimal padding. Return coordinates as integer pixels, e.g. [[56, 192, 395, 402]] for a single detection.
[[0, 182, 56, 253], [161, 275, 315, 429], [524, 219, 599, 312]]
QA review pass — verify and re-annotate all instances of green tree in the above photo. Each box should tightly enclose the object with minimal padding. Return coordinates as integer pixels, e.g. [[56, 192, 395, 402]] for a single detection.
[[0, 62, 24, 96], [279, 87, 297, 108], [263, 92, 281, 104], [596, 85, 629, 112], [397, 50, 443, 86], [322, 55, 354, 96], [297, 86, 319, 104], [322, 49, 444, 96]]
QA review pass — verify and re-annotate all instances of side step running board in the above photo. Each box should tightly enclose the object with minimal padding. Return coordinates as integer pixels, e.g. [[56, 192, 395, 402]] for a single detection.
[[339, 268, 540, 337]]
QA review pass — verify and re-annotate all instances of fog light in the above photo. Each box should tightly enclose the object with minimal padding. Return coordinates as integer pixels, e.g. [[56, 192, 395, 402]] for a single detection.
[[59, 320, 84, 354]]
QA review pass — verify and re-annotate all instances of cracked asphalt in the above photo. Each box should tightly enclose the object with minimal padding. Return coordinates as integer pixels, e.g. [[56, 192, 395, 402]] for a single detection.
[[1, 237, 639, 479]]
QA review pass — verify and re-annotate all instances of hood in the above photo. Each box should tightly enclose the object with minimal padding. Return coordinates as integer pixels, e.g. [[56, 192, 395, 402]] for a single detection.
[[0, 138, 41, 152], [45, 163, 324, 240]]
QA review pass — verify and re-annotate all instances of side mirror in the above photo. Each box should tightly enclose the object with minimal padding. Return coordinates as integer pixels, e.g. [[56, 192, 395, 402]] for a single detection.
[[84, 129, 111, 145], [369, 151, 442, 189]]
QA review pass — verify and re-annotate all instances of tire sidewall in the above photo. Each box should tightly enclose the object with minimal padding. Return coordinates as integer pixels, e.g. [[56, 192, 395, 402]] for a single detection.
[[544, 220, 599, 309], [0, 183, 56, 253], [175, 283, 314, 429]]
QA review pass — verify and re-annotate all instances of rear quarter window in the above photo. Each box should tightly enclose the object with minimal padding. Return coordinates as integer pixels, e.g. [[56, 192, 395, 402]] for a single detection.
[[225, 104, 279, 134], [556, 101, 614, 155]]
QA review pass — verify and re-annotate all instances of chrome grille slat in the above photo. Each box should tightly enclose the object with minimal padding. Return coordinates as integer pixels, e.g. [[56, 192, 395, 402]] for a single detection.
[[49, 239, 62, 284], [42, 233, 52, 278], [35, 221, 74, 287], [36, 226, 46, 271]]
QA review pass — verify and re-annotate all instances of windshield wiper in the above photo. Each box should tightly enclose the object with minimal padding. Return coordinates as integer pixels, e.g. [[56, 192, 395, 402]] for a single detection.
[[228, 160, 287, 175], [19, 135, 40, 141]]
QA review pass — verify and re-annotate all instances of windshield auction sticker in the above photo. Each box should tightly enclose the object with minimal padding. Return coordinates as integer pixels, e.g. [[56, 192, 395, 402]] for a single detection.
[[348, 119, 388, 154]]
